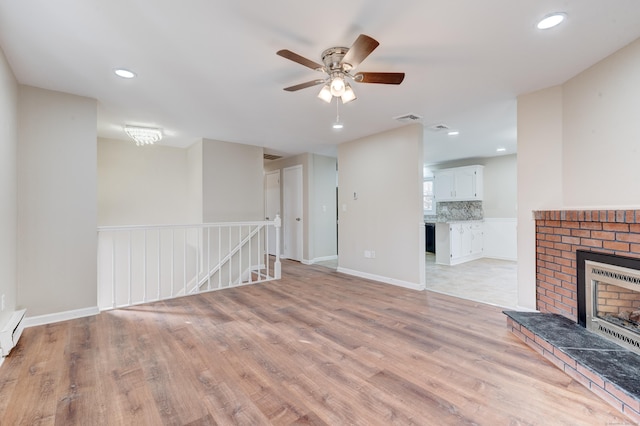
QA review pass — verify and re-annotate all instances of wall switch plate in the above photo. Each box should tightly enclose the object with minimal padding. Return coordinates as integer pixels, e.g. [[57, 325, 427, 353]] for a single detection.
[[364, 250, 371, 258]]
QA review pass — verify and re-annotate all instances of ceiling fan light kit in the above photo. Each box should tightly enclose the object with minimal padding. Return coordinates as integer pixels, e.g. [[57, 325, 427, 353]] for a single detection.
[[277, 34, 405, 105], [317, 84, 333, 103]]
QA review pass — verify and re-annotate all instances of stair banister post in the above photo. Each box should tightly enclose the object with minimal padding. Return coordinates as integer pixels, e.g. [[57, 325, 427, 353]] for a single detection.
[[274, 214, 282, 279]]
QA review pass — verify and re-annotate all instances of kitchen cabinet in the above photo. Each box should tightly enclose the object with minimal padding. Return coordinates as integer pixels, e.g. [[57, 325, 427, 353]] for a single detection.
[[435, 221, 484, 265], [434, 165, 483, 201]]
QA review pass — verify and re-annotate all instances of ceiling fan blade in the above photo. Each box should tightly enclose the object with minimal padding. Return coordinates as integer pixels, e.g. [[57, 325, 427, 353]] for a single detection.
[[277, 49, 323, 71], [353, 72, 405, 85], [283, 79, 326, 92], [341, 34, 380, 70]]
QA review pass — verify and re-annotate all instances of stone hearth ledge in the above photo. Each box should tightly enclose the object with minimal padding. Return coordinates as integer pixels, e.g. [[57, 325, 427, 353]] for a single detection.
[[504, 311, 640, 424]]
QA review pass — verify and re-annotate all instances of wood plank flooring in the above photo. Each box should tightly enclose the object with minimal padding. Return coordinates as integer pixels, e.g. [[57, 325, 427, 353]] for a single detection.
[[0, 260, 633, 425]]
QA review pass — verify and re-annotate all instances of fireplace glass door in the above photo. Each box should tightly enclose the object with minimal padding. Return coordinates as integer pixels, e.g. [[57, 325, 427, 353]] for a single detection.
[[585, 260, 640, 354]]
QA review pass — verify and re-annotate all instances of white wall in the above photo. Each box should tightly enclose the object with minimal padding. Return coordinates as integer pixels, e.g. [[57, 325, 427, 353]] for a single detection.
[[187, 140, 204, 223], [0, 46, 18, 327], [562, 38, 640, 208], [482, 155, 517, 218], [338, 124, 425, 289], [17, 86, 97, 317], [202, 139, 264, 222], [517, 37, 640, 311], [517, 85, 564, 310], [98, 138, 191, 226]]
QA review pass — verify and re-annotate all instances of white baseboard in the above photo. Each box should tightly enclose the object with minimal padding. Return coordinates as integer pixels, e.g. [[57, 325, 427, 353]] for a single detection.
[[23, 306, 99, 328], [514, 305, 539, 313], [302, 255, 338, 265], [336, 267, 425, 291]]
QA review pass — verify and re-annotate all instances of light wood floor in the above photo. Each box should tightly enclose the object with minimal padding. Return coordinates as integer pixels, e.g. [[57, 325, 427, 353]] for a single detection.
[[0, 260, 632, 425]]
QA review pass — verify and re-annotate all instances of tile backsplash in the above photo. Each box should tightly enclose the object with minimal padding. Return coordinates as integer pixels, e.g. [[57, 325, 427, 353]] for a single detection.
[[429, 201, 483, 222]]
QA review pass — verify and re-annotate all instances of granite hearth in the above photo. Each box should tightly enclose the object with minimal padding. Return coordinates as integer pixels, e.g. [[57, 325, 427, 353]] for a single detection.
[[505, 311, 640, 424]]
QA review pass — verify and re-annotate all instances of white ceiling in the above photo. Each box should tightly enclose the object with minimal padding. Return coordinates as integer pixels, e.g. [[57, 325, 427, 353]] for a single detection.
[[1, 1, 640, 164]]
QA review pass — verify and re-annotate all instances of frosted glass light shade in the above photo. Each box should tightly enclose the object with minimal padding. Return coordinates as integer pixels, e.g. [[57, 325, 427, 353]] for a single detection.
[[317, 84, 333, 103], [330, 76, 345, 97], [341, 84, 356, 104]]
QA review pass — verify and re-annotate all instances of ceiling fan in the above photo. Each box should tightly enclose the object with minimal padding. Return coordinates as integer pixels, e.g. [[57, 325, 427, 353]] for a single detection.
[[277, 34, 405, 104]]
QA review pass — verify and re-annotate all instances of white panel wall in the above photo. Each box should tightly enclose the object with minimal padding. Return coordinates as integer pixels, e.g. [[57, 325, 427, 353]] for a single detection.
[[17, 86, 97, 317], [202, 139, 264, 222], [483, 218, 517, 261], [338, 124, 425, 289], [0, 46, 18, 327], [98, 138, 191, 226]]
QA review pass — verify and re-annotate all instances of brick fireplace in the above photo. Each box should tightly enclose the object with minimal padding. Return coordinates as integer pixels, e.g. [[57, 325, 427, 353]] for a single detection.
[[505, 209, 640, 423], [534, 209, 640, 320]]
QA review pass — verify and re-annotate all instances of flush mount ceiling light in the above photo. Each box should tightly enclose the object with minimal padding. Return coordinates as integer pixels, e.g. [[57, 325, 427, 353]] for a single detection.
[[124, 125, 163, 146], [537, 12, 566, 30], [496, 147, 507, 152], [114, 68, 136, 79]]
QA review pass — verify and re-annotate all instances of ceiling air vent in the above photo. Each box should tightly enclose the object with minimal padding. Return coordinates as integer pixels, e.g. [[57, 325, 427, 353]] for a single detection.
[[428, 123, 450, 132], [394, 113, 423, 123], [263, 153, 283, 161]]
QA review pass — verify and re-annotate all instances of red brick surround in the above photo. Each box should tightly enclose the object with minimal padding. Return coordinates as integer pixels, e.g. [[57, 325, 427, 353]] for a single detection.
[[534, 209, 640, 321]]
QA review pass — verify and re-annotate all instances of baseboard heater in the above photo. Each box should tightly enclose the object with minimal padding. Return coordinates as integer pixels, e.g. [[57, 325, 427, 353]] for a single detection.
[[0, 309, 27, 356]]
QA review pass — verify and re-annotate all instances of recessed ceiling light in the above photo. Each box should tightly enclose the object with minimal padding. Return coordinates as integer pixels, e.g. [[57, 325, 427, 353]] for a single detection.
[[537, 13, 566, 30], [496, 147, 507, 152], [448, 131, 459, 136], [114, 68, 136, 79]]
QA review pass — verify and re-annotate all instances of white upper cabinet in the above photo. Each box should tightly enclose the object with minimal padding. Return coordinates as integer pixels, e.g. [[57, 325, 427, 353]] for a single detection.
[[434, 165, 484, 201]]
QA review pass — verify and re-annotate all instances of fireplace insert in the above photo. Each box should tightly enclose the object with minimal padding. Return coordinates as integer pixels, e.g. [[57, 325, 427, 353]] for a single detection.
[[577, 250, 640, 354]]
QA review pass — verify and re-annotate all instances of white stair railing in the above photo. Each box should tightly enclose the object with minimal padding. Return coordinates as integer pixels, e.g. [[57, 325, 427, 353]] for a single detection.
[[97, 216, 281, 310]]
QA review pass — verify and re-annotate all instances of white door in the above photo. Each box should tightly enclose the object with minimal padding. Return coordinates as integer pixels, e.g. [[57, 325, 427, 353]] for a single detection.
[[265, 170, 280, 256], [283, 165, 303, 261]]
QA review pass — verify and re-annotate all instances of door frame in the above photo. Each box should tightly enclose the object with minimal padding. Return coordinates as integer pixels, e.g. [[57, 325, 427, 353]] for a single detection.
[[283, 165, 303, 261]]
